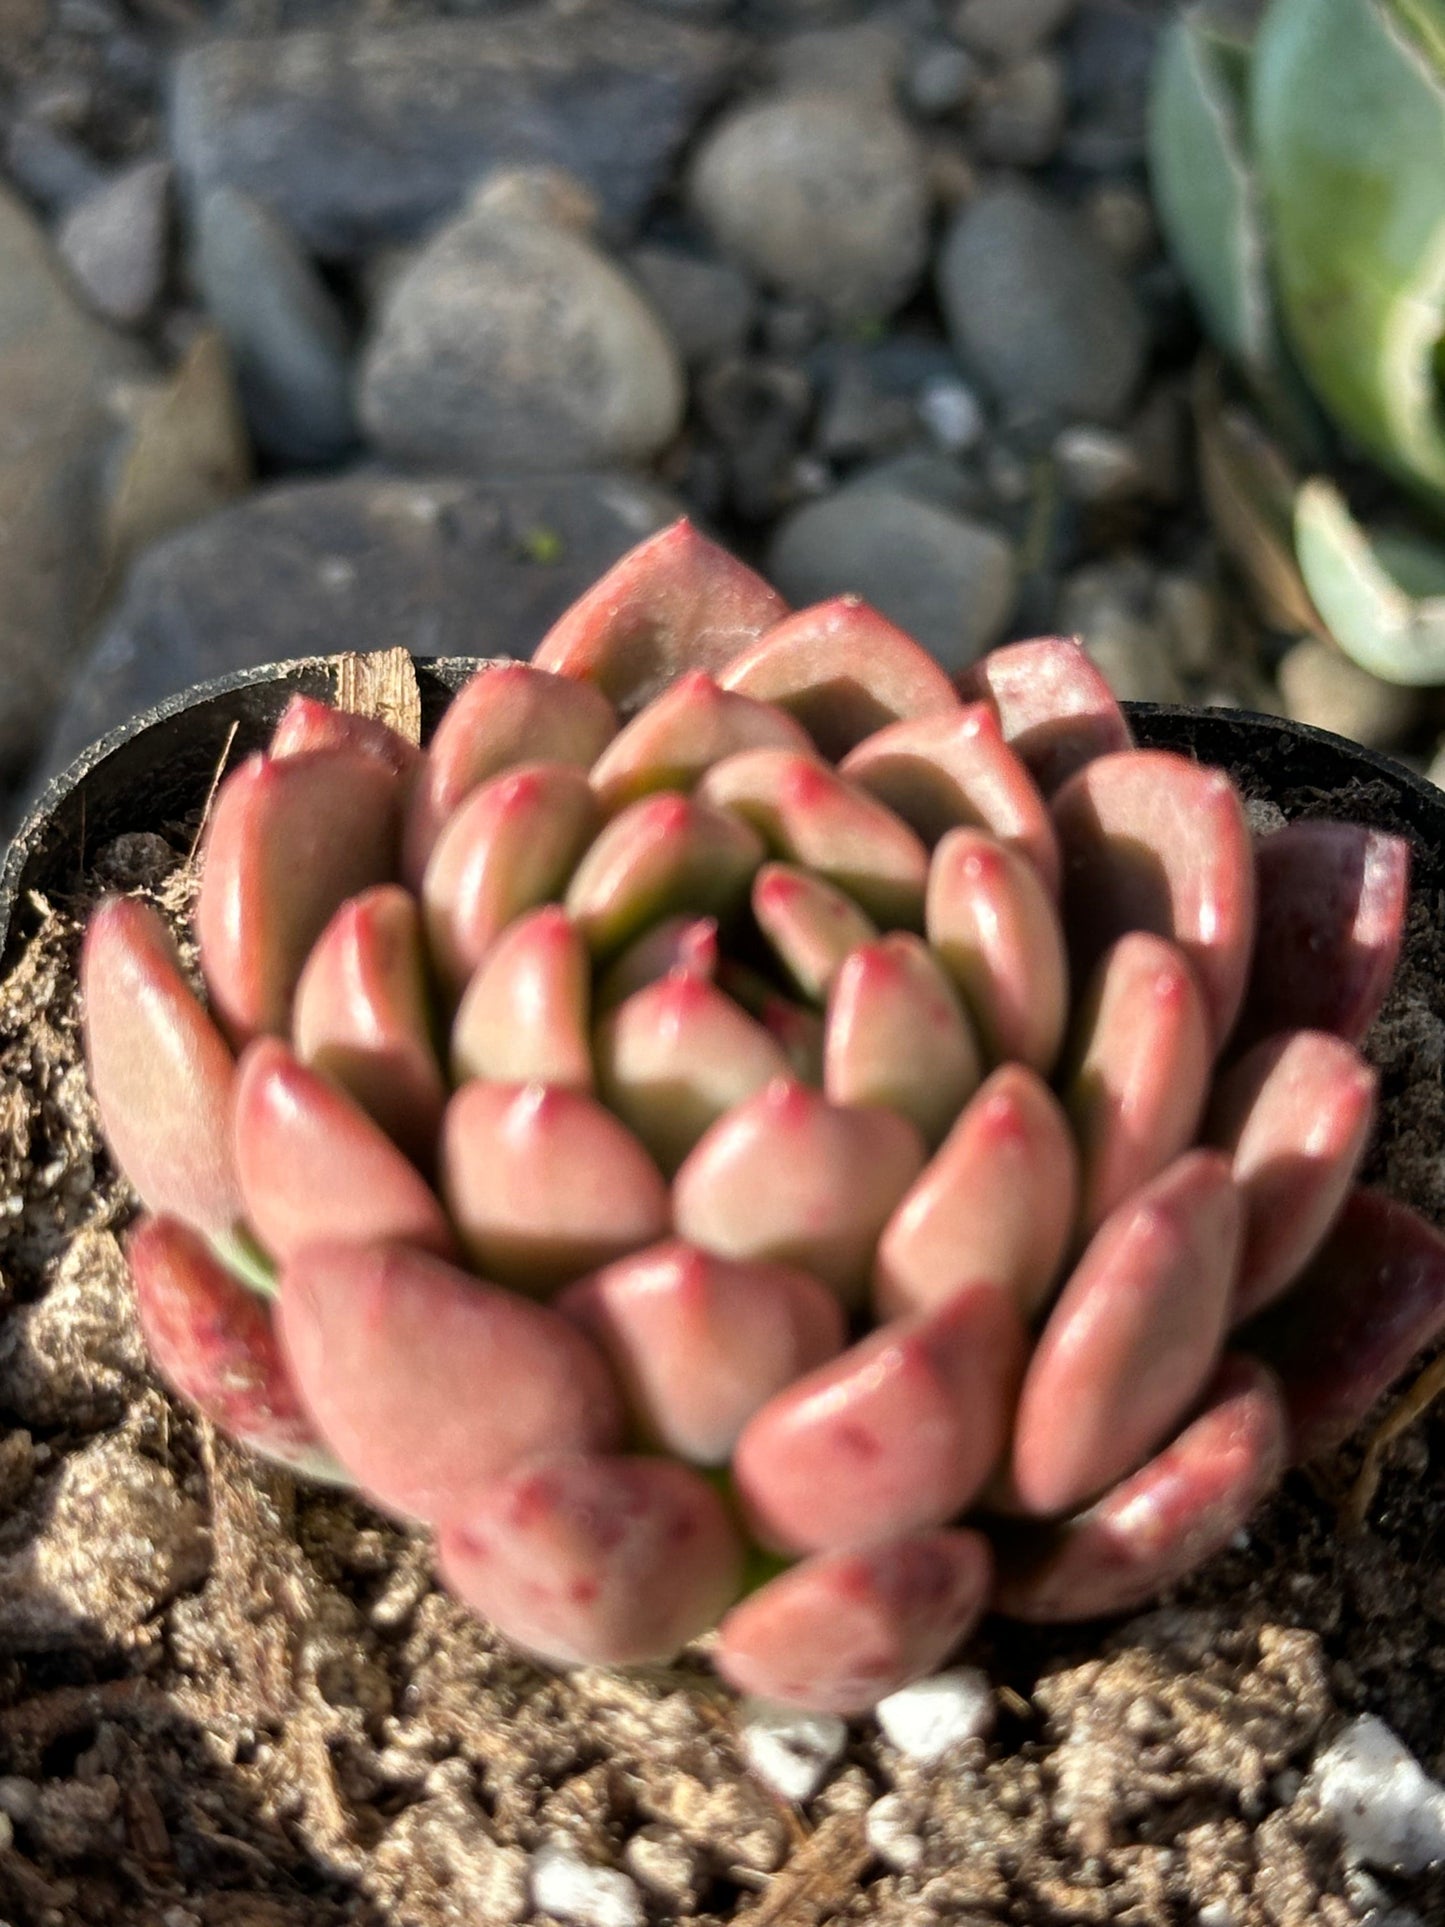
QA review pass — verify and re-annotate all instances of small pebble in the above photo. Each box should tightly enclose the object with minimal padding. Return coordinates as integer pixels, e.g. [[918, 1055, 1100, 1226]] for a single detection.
[[623, 1824, 704, 1910], [1196, 1904, 1236, 1927], [971, 54, 1067, 168], [1083, 180, 1157, 267], [918, 376, 985, 454], [57, 158, 171, 327], [529, 1840, 646, 1927], [865, 1792, 924, 1871], [740, 1699, 848, 1802], [907, 42, 979, 117], [1277, 636, 1421, 751], [1306, 1714, 1445, 1874], [768, 22, 906, 100], [1053, 424, 1147, 504], [953, 0, 1075, 61], [875, 1667, 995, 1763], [627, 245, 755, 367]]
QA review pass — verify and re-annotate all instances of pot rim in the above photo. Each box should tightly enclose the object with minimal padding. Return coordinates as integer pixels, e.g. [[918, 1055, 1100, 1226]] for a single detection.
[[4, 652, 1443, 977]]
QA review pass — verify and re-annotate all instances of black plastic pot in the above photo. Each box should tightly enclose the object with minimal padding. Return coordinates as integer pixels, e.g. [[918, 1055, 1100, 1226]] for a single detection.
[[2, 656, 1444, 976]]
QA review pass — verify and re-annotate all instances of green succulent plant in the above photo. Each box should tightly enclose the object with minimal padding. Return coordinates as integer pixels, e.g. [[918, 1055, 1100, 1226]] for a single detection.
[[1149, 0, 1445, 685]]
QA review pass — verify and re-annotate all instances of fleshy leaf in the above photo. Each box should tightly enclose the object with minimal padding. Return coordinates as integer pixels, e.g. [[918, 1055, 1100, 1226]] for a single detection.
[[717, 597, 960, 759], [1052, 749, 1256, 1045], [560, 1240, 845, 1464], [716, 964, 826, 1084], [1242, 1188, 1445, 1463], [82, 898, 242, 1242], [714, 1530, 993, 1714], [958, 637, 1132, 796], [1294, 478, 1445, 685], [196, 747, 402, 1043], [841, 704, 1061, 893], [594, 916, 719, 1011], [926, 828, 1069, 1073], [277, 1242, 621, 1523], [532, 518, 787, 714], [874, 1064, 1078, 1324], [1210, 1030, 1377, 1320], [734, 1282, 1026, 1555], [442, 1082, 671, 1293], [129, 1215, 340, 1480], [587, 671, 812, 814], [752, 862, 878, 1003], [823, 934, 982, 1148], [421, 762, 596, 996], [673, 1080, 926, 1309], [1064, 932, 1213, 1238], [270, 694, 423, 784], [696, 750, 930, 929], [403, 663, 616, 886], [1238, 820, 1410, 1047], [450, 905, 593, 1092], [594, 973, 791, 1175], [993, 1356, 1287, 1622], [234, 1039, 455, 1263], [565, 791, 765, 958], [292, 884, 446, 1170], [1010, 1150, 1242, 1518], [438, 1453, 743, 1666]]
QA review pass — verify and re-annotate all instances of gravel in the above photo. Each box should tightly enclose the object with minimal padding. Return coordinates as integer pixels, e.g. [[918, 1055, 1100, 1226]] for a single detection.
[[55, 157, 171, 327]]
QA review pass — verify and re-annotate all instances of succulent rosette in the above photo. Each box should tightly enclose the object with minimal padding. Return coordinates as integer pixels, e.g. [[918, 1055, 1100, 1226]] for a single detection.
[[81, 522, 1445, 1714]]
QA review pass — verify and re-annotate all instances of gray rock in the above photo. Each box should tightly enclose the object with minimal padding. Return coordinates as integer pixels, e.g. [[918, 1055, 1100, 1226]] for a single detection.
[[1277, 636, 1422, 752], [0, 185, 144, 781], [56, 159, 171, 327], [169, 11, 732, 258], [1052, 424, 1147, 503], [359, 194, 683, 472], [917, 375, 986, 454], [40, 471, 678, 776], [767, 484, 1016, 671], [1082, 180, 1157, 268], [813, 353, 916, 461], [906, 42, 980, 118], [971, 54, 1066, 167], [937, 181, 1147, 425], [767, 22, 907, 101], [191, 185, 356, 464], [4, 117, 105, 214], [953, 0, 1075, 61], [626, 245, 756, 367], [689, 91, 929, 323]]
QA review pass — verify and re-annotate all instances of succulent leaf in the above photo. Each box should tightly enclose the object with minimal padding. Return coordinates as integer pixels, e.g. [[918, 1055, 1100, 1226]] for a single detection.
[[277, 1241, 622, 1522], [1210, 1030, 1378, 1319], [841, 704, 1062, 892], [994, 1355, 1287, 1621], [874, 1064, 1079, 1324], [442, 1082, 671, 1293], [1239, 820, 1410, 1046], [234, 1039, 456, 1263], [594, 915, 719, 1011], [421, 762, 597, 996], [293, 884, 447, 1169], [752, 862, 878, 1003], [673, 1080, 927, 1308], [734, 1282, 1027, 1555], [823, 933, 982, 1147], [595, 972, 791, 1175], [271, 693, 423, 784], [1064, 932, 1214, 1237], [1293, 478, 1445, 685], [82, 897, 243, 1242], [438, 1452, 744, 1666], [560, 1240, 845, 1463], [717, 596, 960, 758], [129, 1215, 340, 1479], [1053, 749, 1256, 1046], [926, 829, 1069, 1073], [565, 790, 765, 957], [696, 749, 930, 928], [714, 1530, 994, 1714], [587, 671, 813, 814], [532, 518, 787, 713], [450, 905, 594, 1092], [959, 638, 1132, 796], [196, 747, 403, 1043], [1010, 1151, 1242, 1517], [403, 664, 617, 886]]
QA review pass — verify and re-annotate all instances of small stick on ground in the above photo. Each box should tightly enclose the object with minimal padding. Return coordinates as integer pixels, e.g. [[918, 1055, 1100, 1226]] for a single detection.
[[1343, 1351, 1445, 1532]]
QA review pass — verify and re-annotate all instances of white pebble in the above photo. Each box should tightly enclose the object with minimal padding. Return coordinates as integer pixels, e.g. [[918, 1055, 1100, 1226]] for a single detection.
[[875, 1667, 994, 1763], [529, 1840, 645, 1927], [917, 376, 985, 454], [739, 1699, 848, 1803], [865, 1792, 924, 1871], [1196, 1904, 1236, 1927], [1306, 1715, 1445, 1874]]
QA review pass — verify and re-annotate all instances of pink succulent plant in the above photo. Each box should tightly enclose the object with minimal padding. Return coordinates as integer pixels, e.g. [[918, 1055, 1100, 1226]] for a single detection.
[[81, 520, 1445, 1715]]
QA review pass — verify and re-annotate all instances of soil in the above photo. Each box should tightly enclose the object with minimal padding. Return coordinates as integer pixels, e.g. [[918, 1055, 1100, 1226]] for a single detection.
[[3, 755, 1445, 1927]]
